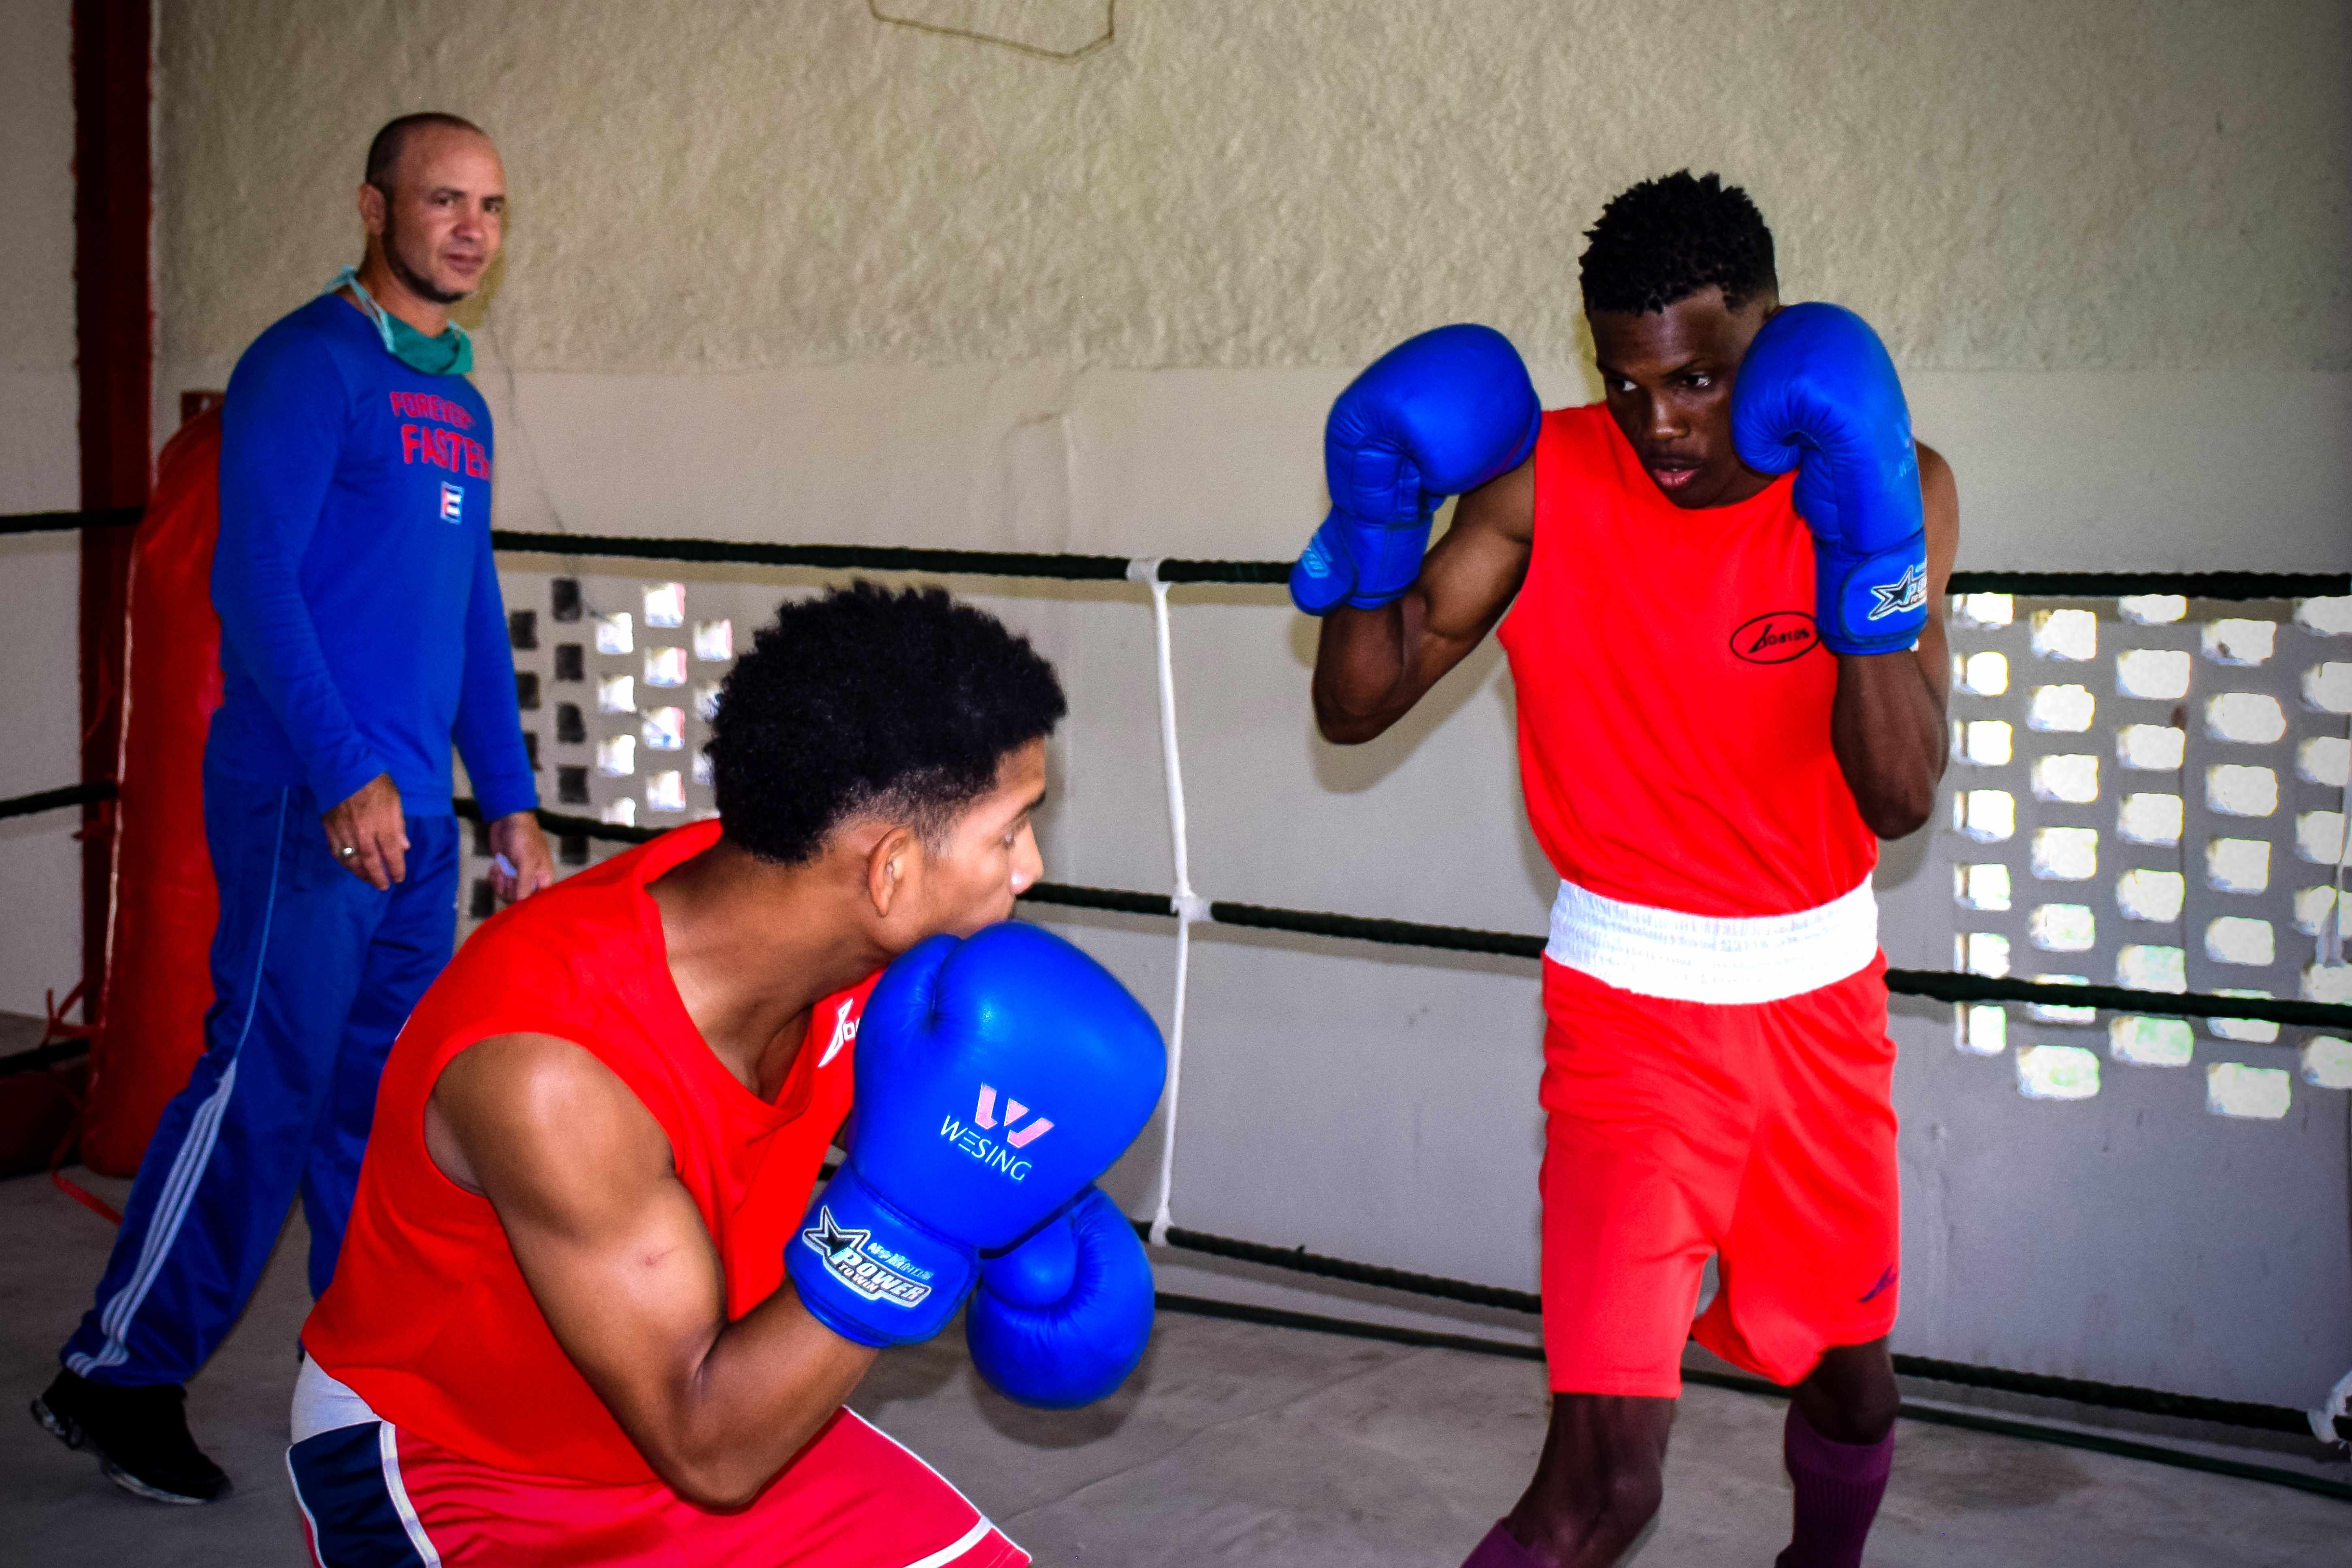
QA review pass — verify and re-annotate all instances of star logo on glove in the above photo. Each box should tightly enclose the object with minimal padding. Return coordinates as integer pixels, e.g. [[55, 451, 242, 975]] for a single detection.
[[803, 1207, 869, 1264], [1866, 561, 1927, 621]]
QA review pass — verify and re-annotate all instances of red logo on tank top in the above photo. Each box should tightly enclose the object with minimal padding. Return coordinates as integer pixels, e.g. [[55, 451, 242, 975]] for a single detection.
[[1730, 611, 1820, 664]]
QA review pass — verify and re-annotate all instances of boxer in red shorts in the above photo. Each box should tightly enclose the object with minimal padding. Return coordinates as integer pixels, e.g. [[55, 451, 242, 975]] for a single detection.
[[1295, 173, 1958, 1568], [287, 585, 1112, 1567]]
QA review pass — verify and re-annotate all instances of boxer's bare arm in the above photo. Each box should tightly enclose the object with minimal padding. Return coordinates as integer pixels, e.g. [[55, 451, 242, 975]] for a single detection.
[[426, 1034, 874, 1509], [1830, 442, 1958, 837], [1311, 455, 1536, 744]]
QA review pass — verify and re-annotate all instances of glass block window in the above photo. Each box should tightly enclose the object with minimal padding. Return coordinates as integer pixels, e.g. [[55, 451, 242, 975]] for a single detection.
[[645, 770, 687, 814], [1958, 650, 2009, 696], [1956, 1003, 2007, 1055], [2029, 904, 2096, 952], [2027, 685, 2094, 732], [2116, 724, 2185, 771], [2026, 973, 2096, 1024], [2201, 619, 2275, 666], [641, 707, 686, 751], [2205, 1061, 2290, 1119], [642, 647, 687, 688], [1957, 790, 2015, 842], [2117, 793, 2184, 846], [2295, 886, 2339, 935], [2109, 1015, 2193, 1068], [2030, 827, 2097, 881], [2294, 810, 2345, 865], [2116, 944, 2186, 992], [2118, 594, 2187, 625], [1956, 863, 2012, 910], [2117, 648, 2191, 700], [2204, 764, 2277, 817], [2030, 754, 2098, 803], [2303, 1036, 2352, 1089], [2299, 736, 2350, 786], [2204, 837, 2270, 894], [2017, 1044, 2100, 1100], [2204, 916, 2275, 967], [2031, 609, 2097, 661], [1960, 720, 2012, 766], [643, 582, 686, 628], [2293, 597, 2352, 635], [2116, 869, 2184, 923], [1963, 932, 2012, 977], [470, 565, 783, 943], [2207, 990, 2278, 1045], [2204, 692, 2286, 745]]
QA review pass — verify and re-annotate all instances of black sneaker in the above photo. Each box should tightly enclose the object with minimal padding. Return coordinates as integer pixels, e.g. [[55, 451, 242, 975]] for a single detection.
[[32, 1370, 231, 1504]]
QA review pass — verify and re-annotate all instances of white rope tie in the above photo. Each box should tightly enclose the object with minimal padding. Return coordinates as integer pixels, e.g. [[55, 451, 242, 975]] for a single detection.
[[2322, 714, 2349, 970], [1128, 558, 1201, 1246]]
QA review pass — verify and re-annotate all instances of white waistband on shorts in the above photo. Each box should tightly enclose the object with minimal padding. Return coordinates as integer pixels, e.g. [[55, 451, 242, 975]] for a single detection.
[[1545, 873, 1879, 1005], [292, 1356, 381, 1442]]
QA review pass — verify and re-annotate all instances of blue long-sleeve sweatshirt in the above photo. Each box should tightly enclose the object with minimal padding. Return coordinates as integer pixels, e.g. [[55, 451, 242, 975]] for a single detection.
[[210, 293, 537, 822]]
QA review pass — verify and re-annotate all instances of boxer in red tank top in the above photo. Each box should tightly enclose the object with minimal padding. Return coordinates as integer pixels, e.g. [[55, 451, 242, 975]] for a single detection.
[[1305, 176, 1958, 1568], [288, 585, 1072, 1567]]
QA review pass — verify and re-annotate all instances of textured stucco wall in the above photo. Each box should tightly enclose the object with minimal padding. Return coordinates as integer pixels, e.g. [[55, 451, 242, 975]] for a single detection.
[[0, 0, 88, 1016], [156, 0, 2351, 374]]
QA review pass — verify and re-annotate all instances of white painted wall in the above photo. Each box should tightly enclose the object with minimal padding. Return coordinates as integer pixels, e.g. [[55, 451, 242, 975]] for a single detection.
[[0, 0, 87, 1018], [140, 0, 2352, 1409]]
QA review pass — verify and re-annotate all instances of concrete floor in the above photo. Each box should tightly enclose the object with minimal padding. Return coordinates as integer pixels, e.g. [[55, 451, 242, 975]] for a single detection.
[[3, 1167, 2346, 1566]]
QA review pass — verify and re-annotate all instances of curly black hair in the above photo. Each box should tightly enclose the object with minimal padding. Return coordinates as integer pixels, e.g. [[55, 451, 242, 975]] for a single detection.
[[707, 583, 1067, 865], [1578, 171, 1777, 316]]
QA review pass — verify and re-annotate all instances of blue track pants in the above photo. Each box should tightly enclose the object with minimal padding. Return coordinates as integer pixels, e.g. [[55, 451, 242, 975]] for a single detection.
[[62, 759, 458, 1387]]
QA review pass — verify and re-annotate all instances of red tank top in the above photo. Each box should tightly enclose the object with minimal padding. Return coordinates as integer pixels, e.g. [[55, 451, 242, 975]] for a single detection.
[[1497, 406, 1877, 918], [303, 820, 877, 1483]]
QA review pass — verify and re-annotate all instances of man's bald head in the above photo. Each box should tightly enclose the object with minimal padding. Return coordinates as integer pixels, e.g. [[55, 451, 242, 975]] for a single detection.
[[365, 112, 489, 197]]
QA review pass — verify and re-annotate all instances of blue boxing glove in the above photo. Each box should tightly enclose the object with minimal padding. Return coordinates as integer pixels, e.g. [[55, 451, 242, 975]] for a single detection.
[[1731, 303, 1929, 655], [966, 1185, 1155, 1409], [1291, 324, 1542, 615], [788, 924, 1167, 1349]]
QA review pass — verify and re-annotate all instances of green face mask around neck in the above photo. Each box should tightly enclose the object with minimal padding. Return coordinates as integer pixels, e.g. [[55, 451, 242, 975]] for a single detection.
[[328, 266, 474, 375]]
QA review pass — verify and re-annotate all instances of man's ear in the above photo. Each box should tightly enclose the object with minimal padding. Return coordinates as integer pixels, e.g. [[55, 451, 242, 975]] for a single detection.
[[863, 825, 919, 919], [357, 181, 388, 238]]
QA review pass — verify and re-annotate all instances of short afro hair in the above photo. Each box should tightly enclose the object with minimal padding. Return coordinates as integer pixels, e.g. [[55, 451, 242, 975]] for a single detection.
[[1578, 171, 1777, 317], [707, 583, 1066, 865], [364, 112, 487, 194]]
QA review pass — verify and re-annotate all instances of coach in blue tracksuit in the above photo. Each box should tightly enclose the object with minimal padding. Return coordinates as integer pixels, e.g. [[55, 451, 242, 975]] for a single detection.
[[38, 113, 554, 1504]]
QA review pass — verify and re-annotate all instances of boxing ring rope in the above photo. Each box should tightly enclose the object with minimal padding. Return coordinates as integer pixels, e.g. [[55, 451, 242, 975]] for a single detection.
[[7, 508, 2352, 1479], [1124, 559, 1210, 1246]]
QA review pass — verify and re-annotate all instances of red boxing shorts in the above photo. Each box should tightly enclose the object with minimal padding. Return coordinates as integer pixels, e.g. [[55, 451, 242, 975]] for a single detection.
[[288, 1406, 1029, 1568], [1537, 954, 1900, 1396]]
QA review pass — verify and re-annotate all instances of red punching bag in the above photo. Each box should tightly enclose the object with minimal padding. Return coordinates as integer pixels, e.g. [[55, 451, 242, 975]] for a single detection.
[[81, 408, 225, 1177]]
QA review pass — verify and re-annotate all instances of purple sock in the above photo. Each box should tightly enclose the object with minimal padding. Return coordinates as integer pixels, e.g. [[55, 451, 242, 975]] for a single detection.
[[1461, 1521, 1549, 1568], [1776, 1404, 1894, 1568]]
